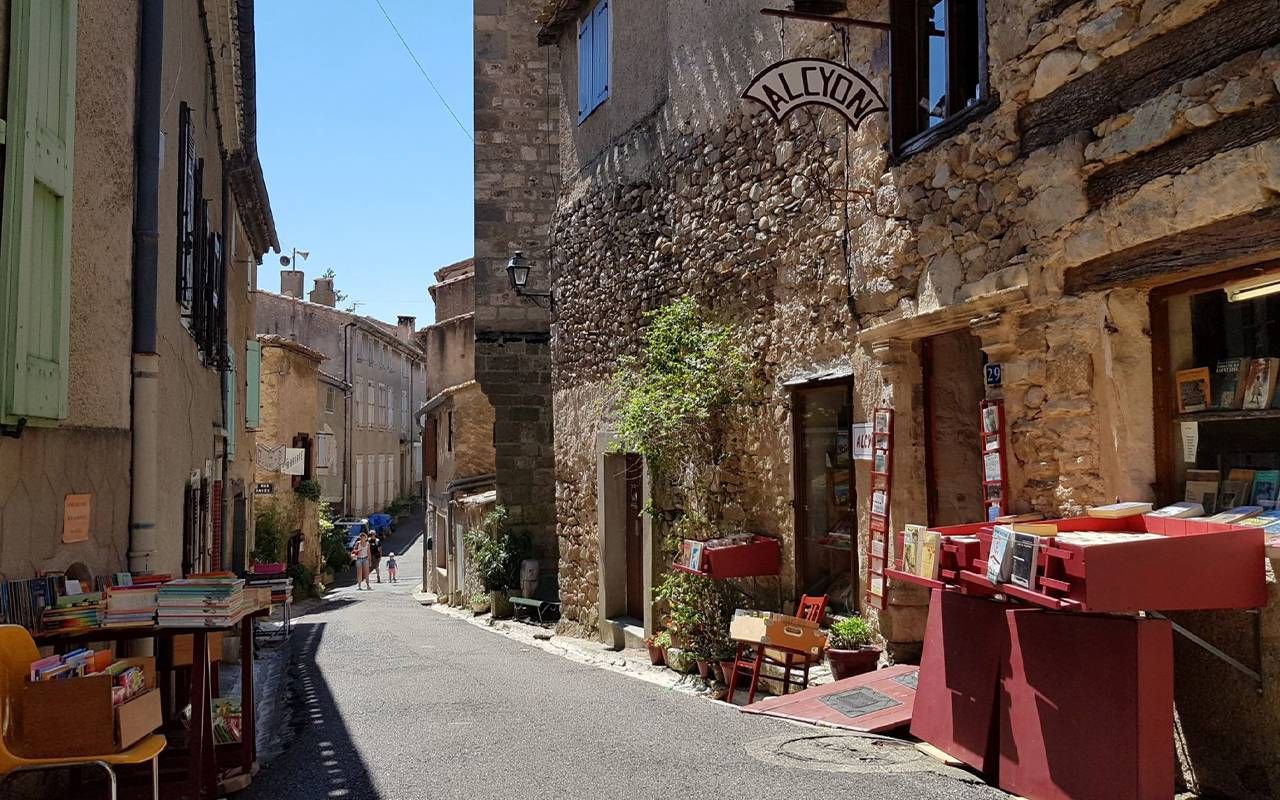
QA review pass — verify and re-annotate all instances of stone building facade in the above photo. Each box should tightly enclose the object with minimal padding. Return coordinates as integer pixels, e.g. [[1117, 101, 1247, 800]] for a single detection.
[[253, 336, 326, 577], [0, 0, 276, 583], [416, 259, 498, 601], [535, 0, 1280, 794], [474, 0, 560, 583], [256, 274, 427, 517]]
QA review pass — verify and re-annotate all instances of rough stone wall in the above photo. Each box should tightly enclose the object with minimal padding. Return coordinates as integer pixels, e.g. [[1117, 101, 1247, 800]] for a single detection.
[[544, 0, 1280, 788], [474, 0, 560, 562]]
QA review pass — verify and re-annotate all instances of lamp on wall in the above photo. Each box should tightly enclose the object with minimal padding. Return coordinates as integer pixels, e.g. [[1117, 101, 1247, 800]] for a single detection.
[[506, 251, 554, 307], [1226, 272, 1280, 303]]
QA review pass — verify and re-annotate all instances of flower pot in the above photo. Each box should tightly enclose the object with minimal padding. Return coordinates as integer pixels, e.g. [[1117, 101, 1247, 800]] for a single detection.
[[646, 643, 666, 666], [490, 590, 513, 619], [826, 646, 881, 680], [696, 659, 712, 679], [719, 660, 737, 684], [470, 597, 491, 615]]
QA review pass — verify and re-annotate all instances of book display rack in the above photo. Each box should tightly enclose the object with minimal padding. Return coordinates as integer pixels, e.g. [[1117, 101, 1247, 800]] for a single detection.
[[865, 408, 894, 610], [979, 400, 1008, 521], [670, 535, 781, 578]]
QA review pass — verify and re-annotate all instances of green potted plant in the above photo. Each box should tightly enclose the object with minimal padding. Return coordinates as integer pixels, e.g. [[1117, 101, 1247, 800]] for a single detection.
[[647, 631, 671, 666], [826, 616, 881, 679], [465, 507, 531, 619]]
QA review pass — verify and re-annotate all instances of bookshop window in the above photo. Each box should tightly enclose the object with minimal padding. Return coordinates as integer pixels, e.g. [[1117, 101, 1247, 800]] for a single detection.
[[1157, 265, 1280, 515], [792, 380, 858, 612]]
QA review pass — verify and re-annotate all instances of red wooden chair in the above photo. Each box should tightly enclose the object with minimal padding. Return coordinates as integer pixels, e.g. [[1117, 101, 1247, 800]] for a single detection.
[[726, 595, 829, 705]]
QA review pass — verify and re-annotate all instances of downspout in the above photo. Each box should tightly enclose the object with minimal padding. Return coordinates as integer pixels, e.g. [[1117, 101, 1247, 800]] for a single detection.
[[129, 0, 164, 574], [343, 321, 355, 514]]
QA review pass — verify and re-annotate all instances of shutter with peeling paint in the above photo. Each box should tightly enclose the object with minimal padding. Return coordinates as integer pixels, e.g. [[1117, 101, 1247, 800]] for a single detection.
[[245, 340, 262, 429], [0, 0, 77, 424]]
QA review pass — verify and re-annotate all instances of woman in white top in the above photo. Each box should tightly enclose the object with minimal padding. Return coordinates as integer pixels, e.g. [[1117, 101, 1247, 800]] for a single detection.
[[353, 532, 372, 590]]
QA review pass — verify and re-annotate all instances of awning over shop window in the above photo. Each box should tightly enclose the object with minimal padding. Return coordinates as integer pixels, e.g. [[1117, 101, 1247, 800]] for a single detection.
[[782, 365, 854, 386]]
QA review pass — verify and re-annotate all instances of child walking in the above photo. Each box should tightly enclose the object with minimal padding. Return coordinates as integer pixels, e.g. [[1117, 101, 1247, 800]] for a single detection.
[[386, 552, 398, 583]]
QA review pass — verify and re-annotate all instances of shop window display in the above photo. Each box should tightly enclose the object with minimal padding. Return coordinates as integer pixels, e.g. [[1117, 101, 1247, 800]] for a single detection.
[[1156, 265, 1280, 521]]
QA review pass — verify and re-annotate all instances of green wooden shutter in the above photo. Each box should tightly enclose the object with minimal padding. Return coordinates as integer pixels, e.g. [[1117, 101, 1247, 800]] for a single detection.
[[0, 0, 77, 424], [224, 342, 237, 460], [245, 340, 261, 429]]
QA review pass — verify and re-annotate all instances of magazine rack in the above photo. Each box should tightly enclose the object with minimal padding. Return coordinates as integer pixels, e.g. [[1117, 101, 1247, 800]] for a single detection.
[[865, 408, 894, 610], [889, 516, 1265, 613], [979, 400, 1009, 521], [671, 536, 781, 579]]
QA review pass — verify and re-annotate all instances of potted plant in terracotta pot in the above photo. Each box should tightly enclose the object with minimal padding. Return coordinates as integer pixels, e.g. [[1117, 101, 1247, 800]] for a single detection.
[[647, 631, 671, 666], [826, 616, 881, 680]]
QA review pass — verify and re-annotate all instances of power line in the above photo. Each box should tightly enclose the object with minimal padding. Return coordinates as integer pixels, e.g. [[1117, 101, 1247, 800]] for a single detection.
[[372, 0, 474, 142]]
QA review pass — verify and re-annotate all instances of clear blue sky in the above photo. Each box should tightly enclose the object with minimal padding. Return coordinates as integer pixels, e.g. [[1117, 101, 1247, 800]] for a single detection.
[[256, 0, 474, 325]]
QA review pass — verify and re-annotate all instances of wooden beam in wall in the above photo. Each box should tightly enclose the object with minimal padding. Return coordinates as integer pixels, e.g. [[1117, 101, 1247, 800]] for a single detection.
[[1019, 0, 1280, 154], [1064, 204, 1280, 294], [1087, 103, 1280, 206]]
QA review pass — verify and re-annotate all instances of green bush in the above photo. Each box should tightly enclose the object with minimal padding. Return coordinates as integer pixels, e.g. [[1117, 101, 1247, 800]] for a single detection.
[[654, 566, 740, 661], [464, 506, 534, 593], [252, 502, 287, 565], [386, 493, 416, 517], [287, 563, 317, 600], [295, 479, 322, 503], [318, 502, 351, 573], [828, 616, 875, 650]]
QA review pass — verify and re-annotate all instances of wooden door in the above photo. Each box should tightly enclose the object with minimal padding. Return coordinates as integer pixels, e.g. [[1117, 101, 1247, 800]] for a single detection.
[[624, 454, 644, 618]]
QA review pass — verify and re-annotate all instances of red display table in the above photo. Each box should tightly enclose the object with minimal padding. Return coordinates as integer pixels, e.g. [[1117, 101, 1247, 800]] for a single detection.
[[672, 535, 781, 578]]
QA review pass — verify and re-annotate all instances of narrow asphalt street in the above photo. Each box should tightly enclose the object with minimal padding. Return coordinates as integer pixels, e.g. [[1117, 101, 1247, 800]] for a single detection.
[[239, 519, 1004, 800]]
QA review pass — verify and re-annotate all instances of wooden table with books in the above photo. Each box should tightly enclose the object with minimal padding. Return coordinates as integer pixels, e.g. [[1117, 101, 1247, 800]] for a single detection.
[[32, 579, 271, 800]]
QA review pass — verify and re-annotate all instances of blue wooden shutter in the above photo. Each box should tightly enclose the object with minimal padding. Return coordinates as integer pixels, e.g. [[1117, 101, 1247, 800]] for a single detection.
[[577, 12, 592, 120], [0, 0, 77, 423], [224, 343, 237, 460], [245, 340, 261, 429], [592, 1, 610, 108]]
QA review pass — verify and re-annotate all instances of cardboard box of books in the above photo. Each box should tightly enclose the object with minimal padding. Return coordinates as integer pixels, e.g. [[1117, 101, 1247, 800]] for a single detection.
[[729, 610, 827, 656], [18, 656, 161, 757]]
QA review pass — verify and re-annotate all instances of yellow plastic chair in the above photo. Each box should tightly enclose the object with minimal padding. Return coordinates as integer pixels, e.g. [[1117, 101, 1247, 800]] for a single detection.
[[0, 625, 166, 799]]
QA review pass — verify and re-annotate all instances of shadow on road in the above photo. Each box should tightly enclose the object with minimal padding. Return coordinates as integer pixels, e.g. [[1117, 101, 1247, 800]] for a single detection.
[[241, 621, 378, 799]]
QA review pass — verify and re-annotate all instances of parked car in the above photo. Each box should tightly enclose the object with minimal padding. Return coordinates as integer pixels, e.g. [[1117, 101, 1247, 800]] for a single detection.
[[337, 518, 371, 550]]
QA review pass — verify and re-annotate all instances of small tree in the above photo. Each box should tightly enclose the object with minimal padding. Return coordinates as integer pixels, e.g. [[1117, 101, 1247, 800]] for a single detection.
[[252, 501, 287, 565]]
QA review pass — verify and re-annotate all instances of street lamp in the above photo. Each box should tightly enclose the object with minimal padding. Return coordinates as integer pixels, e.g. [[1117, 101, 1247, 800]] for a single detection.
[[506, 251, 553, 307]]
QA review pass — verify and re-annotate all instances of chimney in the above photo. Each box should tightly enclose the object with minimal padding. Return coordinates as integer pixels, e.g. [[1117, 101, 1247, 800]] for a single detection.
[[396, 315, 416, 342], [280, 269, 304, 298], [310, 277, 337, 307]]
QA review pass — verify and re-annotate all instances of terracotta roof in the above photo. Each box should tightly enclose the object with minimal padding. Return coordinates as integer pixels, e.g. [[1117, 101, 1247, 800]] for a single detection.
[[257, 334, 326, 363]]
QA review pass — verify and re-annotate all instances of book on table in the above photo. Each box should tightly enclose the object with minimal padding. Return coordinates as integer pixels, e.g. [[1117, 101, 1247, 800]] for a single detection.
[[987, 525, 1016, 584], [918, 531, 942, 580], [901, 524, 925, 574], [1186, 480, 1220, 515], [1203, 505, 1264, 524], [1250, 470, 1279, 509], [1148, 501, 1204, 518], [1087, 502, 1153, 519], [1008, 532, 1042, 590]]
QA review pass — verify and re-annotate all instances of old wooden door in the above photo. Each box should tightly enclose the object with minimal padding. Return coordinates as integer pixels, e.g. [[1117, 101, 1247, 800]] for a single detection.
[[625, 454, 644, 618]]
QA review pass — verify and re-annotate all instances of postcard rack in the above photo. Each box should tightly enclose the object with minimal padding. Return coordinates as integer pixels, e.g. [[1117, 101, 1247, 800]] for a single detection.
[[865, 408, 895, 610], [980, 399, 1008, 521]]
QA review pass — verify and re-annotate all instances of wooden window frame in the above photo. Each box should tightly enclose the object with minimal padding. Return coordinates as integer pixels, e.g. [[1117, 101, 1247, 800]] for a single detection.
[[888, 0, 994, 162]]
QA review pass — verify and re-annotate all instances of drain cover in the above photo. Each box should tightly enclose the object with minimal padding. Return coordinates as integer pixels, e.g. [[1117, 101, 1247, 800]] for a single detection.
[[893, 669, 919, 690], [746, 733, 932, 774], [819, 687, 901, 718]]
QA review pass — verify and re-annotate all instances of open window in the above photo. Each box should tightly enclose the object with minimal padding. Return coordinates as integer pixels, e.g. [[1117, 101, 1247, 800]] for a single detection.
[[889, 0, 989, 158]]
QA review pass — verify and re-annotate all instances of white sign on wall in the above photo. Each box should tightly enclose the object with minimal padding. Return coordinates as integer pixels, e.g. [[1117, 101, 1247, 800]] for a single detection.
[[281, 448, 307, 476], [852, 422, 874, 461]]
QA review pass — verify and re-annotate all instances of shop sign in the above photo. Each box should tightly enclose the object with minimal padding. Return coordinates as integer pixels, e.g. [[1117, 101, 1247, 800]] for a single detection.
[[254, 483, 274, 495], [985, 363, 1003, 388], [742, 58, 887, 128], [281, 448, 306, 476], [62, 494, 91, 543], [851, 422, 873, 461]]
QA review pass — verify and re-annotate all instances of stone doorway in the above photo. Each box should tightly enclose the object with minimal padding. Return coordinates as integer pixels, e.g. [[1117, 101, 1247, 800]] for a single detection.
[[597, 448, 654, 647], [922, 329, 987, 526]]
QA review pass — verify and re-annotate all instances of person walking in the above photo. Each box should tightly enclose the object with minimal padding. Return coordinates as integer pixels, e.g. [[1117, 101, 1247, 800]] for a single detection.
[[369, 534, 383, 584], [352, 532, 372, 590], [386, 552, 398, 583]]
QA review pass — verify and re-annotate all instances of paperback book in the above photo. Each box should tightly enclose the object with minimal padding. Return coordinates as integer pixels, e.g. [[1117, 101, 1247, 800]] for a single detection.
[[919, 531, 942, 581], [987, 525, 1015, 584], [1175, 367, 1212, 413], [1242, 358, 1279, 410], [1213, 358, 1249, 410], [1008, 532, 1042, 590], [1087, 502, 1153, 519], [1148, 501, 1204, 518]]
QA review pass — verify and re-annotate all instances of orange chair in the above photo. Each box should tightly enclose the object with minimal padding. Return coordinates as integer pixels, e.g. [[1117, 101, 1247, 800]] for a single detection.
[[726, 594, 829, 704], [0, 625, 166, 799]]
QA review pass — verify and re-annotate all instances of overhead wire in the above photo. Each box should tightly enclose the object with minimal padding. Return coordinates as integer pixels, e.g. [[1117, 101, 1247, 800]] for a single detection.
[[371, 0, 474, 142]]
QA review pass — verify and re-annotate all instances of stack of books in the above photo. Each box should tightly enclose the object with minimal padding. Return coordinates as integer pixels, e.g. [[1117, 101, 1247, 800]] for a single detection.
[[40, 592, 103, 633], [0, 576, 60, 631], [157, 574, 245, 629], [103, 584, 160, 628], [29, 648, 112, 680], [246, 573, 293, 607]]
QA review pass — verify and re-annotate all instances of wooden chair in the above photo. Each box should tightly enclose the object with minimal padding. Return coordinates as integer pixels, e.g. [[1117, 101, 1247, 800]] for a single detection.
[[0, 625, 167, 800], [726, 594, 829, 705]]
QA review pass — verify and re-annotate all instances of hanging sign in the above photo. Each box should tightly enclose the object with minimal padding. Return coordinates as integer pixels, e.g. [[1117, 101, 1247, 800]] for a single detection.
[[255, 483, 275, 495], [851, 422, 873, 461], [281, 448, 306, 476], [742, 58, 887, 127]]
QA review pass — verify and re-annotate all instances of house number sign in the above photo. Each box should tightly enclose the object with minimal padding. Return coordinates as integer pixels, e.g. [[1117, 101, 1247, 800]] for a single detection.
[[742, 58, 887, 128]]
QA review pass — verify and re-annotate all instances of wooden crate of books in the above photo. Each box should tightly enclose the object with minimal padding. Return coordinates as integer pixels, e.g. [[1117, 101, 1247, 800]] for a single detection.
[[18, 656, 162, 757]]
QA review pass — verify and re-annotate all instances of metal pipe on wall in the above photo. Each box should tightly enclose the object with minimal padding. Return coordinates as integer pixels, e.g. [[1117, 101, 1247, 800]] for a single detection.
[[129, 0, 164, 574]]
